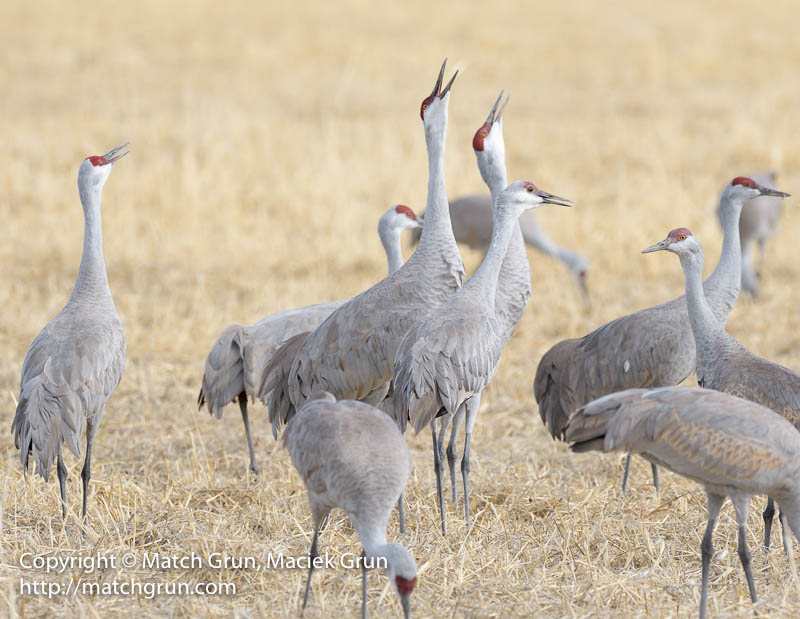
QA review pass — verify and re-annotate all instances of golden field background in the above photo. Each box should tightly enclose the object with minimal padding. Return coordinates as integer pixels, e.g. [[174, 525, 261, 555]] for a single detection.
[[2, 0, 800, 616]]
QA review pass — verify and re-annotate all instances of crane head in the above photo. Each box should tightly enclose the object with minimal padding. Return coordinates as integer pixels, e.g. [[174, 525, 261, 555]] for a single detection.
[[641, 227, 699, 255], [472, 89, 510, 152], [384, 542, 417, 619], [85, 142, 130, 168], [78, 142, 130, 191], [420, 58, 458, 121], [379, 204, 423, 237], [500, 181, 572, 214], [726, 176, 790, 200]]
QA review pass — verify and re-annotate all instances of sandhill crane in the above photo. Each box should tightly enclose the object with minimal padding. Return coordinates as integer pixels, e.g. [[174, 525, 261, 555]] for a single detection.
[[284, 392, 417, 618], [409, 195, 589, 299], [393, 180, 571, 534], [11, 143, 129, 519], [534, 175, 789, 494], [565, 386, 800, 619], [716, 172, 783, 297], [436, 92, 533, 508], [198, 204, 422, 475], [642, 221, 798, 551], [261, 59, 464, 433]]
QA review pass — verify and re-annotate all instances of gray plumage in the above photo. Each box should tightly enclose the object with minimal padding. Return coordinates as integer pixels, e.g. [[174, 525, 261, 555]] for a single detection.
[[534, 176, 788, 492], [646, 224, 799, 549], [409, 194, 589, 299], [261, 61, 464, 433], [716, 172, 782, 297], [11, 144, 129, 519], [432, 92, 533, 517], [392, 180, 571, 534], [566, 386, 800, 619], [198, 205, 420, 474], [284, 392, 417, 618]]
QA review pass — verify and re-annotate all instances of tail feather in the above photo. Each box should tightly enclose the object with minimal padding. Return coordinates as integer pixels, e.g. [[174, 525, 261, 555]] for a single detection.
[[534, 339, 580, 439], [259, 332, 309, 438], [199, 325, 246, 419], [11, 377, 72, 481]]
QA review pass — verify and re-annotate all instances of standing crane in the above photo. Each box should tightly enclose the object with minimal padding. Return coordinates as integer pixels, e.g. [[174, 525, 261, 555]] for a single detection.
[[261, 59, 464, 433], [565, 386, 800, 619], [408, 195, 589, 300], [716, 171, 783, 297], [392, 180, 571, 535], [198, 204, 422, 475], [436, 91, 533, 508], [534, 176, 788, 494], [284, 392, 417, 618], [642, 218, 799, 551], [11, 143, 129, 519]]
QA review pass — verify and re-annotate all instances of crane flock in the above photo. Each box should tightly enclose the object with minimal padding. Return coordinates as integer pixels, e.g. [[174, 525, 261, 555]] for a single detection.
[[9, 59, 798, 618]]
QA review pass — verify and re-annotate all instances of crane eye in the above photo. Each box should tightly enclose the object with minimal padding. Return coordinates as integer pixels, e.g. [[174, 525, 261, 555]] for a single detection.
[[526, 185, 534, 193], [481, 130, 488, 138], [679, 234, 686, 240], [422, 103, 428, 110]]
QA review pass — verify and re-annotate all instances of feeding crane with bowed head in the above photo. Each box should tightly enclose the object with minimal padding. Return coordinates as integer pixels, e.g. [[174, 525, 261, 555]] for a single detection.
[[261, 59, 464, 433], [565, 386, 800, 619], [643, 221, 800, 552], [534, 175, 789, 494], [284, 392, 417, 618], [198, 204, 422, 475], [408, 197, 589, 300], [716, 171, 784, 297], [392, 180, 571, 535], [435, 91, 533, 509], [11, 143, 129, 520]]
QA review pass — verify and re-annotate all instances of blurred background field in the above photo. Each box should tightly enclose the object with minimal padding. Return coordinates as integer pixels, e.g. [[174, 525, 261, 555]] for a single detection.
[[1, 0, 800, 616]]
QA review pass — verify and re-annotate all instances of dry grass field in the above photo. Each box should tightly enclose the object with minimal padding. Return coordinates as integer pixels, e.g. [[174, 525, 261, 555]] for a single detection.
[[2, 1, 800, 616]]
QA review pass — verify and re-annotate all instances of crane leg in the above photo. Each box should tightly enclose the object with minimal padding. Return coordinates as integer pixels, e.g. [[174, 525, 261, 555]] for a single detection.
[[763, 497, 775, 552], [430, 421, 446, 536], [301, 525, 321, 613], [361, 549, 368, 619], [621, 454, 632, 497], [650, 463, 660, 492], [757, 238, 767, 279], [700, 493, 723, 619], [238, 393, 260, 475], [780, 509, 789, 556], [446, 405, 465, 503], [461, 395, 480, 531], [57, 449, 68, 520], [780, 510, 798, 581], [437, 414, 450, 467], [732, 497, 757, 605], [81, 425, 94, 520], [396, 493, 406, 534]]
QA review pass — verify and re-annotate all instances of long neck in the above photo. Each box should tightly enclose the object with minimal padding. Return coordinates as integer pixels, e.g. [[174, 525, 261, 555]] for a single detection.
[[416, 125, 452, 247], [464, 199, 520, 306], [355, 521, 388, 558], [380, 227, 405, 276], [704, 195, 743, 322], [681, 250, 722, 350], [71, 183, 111, 302]]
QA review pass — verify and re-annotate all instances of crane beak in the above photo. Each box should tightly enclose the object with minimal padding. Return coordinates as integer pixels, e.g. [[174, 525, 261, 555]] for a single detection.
[[539, 190, 572, 207], [439, 69, 458, 98], [642, 238, 670, 253], [486, 90, 504, 125], [429, 59, 447, 99], [414, 216, 424, 228], [103, 142, 130, 165], [757, 184, 790, 198], [400, 593, 411, 619]]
